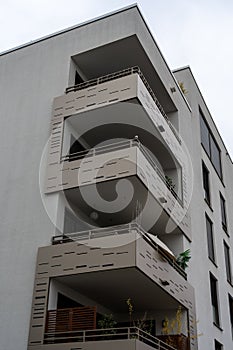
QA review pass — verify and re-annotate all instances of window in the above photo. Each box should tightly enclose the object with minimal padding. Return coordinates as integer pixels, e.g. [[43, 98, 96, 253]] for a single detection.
[[214, 340, 223, 350], [69, 135, 87, 161], [224, 242, 232, 284], [210, 273, 220, 326], [200, 113, 210, 155], [75, 70, 84, 85], [202, 162, 211, 205], [206, 215, 215, 263], [220, 194, 228, 233], [229, 295, 233, 338], [57, 293, 82, 309], [200, 110, 222, 179]]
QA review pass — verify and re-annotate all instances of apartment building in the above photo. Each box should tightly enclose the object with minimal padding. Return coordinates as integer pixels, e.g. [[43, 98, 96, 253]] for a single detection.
[[0, 5, 232, 350]]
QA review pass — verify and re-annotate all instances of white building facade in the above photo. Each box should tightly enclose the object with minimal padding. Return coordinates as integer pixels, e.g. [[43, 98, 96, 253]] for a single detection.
[[0, 5, 232, 350]]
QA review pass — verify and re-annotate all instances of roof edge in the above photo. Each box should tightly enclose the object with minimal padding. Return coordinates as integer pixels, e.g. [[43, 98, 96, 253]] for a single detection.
[[0, 3, 138, 57], [173, 65, 233, 163]]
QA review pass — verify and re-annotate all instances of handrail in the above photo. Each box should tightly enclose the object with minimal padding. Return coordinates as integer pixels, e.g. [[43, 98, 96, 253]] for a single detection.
[[61, 138, 183, 206], [52, 222, 187, 280], [61, 138, 132, 161], [65, 66, 181, 144], [44, 326, 177, 350]]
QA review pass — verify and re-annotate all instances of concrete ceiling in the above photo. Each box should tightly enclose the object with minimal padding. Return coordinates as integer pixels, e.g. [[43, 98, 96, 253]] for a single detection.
[[64, 177, 182, 236], [55, 267, 179, 312], [72, 36, 177, 114], [65, 101, 179, 170]]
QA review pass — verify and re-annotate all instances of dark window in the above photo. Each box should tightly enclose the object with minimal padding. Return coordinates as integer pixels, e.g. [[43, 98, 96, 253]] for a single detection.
[[229, 295, 233, 338], [206, 215, 215, 263], [57, 293, 82, 309], [75, 71, 84, 85], [214, 340, 223, 350], [202, 162, 211, 205], [210, 273, 220, 326], [200, 113, 210, 155], [210, 135, 222, 178], [224, 242, 232, 284], [220, 194, 228, 233], [69, 135, 87, 161], [200, 110, 222, 179]]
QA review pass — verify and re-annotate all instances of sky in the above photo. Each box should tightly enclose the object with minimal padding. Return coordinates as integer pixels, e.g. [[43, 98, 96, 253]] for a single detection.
[[1, 0, 233, 155]]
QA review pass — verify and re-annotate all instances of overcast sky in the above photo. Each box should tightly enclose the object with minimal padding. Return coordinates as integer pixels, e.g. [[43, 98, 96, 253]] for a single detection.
[[1, 0, 233, 155]]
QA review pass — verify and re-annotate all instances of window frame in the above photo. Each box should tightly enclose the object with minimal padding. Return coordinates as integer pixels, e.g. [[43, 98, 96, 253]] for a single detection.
[[199, 109, 223, 180], [202, 162, 211, 206], [209, 273, 221, 327], [220, 193, 228, 233], [205, 214, 216, 264], [224, 241, 232, 284], [228, 294, 233, 339], [214, 339, 223, 350]]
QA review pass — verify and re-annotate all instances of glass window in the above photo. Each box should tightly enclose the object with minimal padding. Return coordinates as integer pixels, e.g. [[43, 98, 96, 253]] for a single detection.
[[229, 295, 233, 338], [202, 162, 211, 205], [199, 110, 222, 179], [200, 112, 210, 155], [224, 242, 232, 284], [210, 273, 220, 326], [206, 215, 215, 263], [215, 340, 223, 350], [210, 135, 222, 178], [220, 194, 228, 232]]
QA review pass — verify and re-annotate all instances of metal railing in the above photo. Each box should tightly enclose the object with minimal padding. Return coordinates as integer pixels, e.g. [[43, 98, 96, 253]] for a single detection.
[[65, 66, 181, 144], [52, 222, 187, 280], [61, 138, 183, 206], [61, 138, 132, 161], [44, 326, 177, 350]]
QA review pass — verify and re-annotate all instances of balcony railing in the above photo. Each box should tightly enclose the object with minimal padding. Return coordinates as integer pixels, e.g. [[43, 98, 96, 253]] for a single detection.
[[65, 66, 181, 144], [44, 325, 177, 350], [61, 138, 183, 206], [52, 223, 187, 280]]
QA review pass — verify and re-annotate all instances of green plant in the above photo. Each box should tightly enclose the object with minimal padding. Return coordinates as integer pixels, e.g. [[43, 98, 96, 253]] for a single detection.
[[98, 314, 117, 334], [176, 249, 191, 270]]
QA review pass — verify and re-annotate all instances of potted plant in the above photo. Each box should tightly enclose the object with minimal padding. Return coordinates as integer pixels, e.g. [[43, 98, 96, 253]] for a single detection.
[[176, 249, 191, 270]]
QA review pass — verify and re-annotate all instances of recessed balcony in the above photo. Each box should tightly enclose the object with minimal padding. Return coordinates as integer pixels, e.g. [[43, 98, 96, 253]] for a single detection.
[[42, 324, 187, 350], [46, 66, 192, 240], [52, 223, 187, 280], [47, 139, 189, 236], [28, 223, 196, 350], [35, 223, 194, 309], [65, 66, 180, 143]]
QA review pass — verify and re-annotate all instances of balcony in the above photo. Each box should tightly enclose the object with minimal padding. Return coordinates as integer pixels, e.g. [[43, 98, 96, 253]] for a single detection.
[[28, 223, 196, 349], [65, 66, 181, 144], [52, 223, 187, 280], [43, 325, 181, 350], [47, 139, 189, 236], [46, 66, 192, 239], [61, 139, 181, 204], [42, 305, 188, 350]]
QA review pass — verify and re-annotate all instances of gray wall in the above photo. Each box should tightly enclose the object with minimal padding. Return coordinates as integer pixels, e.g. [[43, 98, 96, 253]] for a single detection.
[[174, 67, 233, 350]]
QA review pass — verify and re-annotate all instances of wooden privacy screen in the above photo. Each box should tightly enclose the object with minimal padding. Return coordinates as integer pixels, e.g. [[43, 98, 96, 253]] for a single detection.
[[45, 306, 97, 333]]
